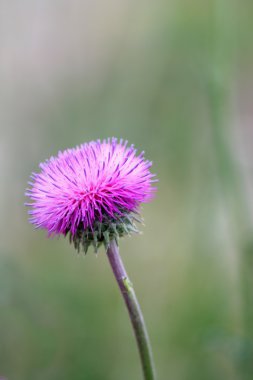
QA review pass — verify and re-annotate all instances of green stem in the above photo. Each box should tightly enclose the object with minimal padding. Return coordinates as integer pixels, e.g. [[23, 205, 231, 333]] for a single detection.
[[106, 239, 156, 380]]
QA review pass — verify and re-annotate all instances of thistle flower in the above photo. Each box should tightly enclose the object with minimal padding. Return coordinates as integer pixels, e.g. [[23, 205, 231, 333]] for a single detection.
[[26, 138, 157, 252], [26, 137, 157, 380]]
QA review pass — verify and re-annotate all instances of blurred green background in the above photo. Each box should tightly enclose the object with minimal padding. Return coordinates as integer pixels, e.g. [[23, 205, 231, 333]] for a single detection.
[[1, 1, 253, 379]]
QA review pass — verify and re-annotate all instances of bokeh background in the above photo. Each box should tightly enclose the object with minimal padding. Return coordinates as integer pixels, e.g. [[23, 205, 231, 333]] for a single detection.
[[1, 1, 253, 379]]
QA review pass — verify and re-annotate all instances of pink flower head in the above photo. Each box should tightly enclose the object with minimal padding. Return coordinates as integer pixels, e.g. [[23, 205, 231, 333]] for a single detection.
[[26, 138, 157, 251]]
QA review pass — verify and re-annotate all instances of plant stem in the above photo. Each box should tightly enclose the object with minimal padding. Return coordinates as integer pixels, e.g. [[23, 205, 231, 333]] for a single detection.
[[106, 239, 156, 380]]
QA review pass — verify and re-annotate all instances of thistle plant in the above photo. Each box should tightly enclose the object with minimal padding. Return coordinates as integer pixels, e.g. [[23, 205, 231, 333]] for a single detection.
[[26, 138, 157, 380]]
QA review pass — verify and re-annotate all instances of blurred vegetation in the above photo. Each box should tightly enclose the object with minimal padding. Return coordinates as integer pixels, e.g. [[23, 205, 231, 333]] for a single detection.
[[1, 0, 253, 379]]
